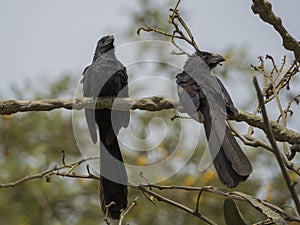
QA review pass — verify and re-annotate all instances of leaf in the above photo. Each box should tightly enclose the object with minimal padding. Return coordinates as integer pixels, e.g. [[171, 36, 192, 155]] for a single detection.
[[232, 191, 286, 225], [223, 197, 247, 225]]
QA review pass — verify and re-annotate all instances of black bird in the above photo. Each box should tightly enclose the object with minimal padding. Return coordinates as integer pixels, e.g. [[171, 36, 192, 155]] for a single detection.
[[82, 35, 129, 219], [176, 51, 252, 188]]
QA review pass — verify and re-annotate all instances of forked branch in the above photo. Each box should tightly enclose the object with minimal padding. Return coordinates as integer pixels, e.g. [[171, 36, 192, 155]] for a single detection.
[[137, 0, 199, 55]]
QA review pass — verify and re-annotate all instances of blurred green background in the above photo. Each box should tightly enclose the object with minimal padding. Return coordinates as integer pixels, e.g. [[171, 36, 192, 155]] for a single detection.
[[1, 1, 299, 224]]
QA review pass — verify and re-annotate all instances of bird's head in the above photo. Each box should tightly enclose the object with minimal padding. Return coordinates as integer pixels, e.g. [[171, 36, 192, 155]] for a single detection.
[[96, 35, 115, 54], [195, 51, 225, 69]]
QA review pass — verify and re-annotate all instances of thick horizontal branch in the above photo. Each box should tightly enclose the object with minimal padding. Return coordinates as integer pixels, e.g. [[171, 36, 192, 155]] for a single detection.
[[251, 0, 300, 62], [233, 110, 300, 145], [0, 96, 179, 115], [1, 97, 300, 145]]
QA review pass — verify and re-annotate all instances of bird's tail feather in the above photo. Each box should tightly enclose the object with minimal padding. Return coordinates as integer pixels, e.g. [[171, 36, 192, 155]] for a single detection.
[[203, 111, 252, 188], [98, 113, 128, 219]]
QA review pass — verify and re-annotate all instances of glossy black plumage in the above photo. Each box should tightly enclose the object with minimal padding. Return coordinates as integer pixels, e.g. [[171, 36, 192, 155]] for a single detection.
[[176, 51, 252, 188], [82, 35, 129, 219]]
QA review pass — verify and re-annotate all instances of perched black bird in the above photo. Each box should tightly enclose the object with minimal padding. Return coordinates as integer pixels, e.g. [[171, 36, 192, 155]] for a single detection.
[[176, 51, 252, 188], [82, 35, 129, 219]]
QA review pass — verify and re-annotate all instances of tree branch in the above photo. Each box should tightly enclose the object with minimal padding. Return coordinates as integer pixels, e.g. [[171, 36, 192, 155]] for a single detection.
[[1, 97, 300, 147], [118, 196, 139, 225], [233, 110, 300, 145], [228, 121, 300, 176], [251, 0, 300, 62], [133, 183, 300, 223], [133, 184, 217, 225], [253, 76, 300, 214], [0, 96, 180, 114], [0, 155, 99, 188], [1, 151, 299, 223], [137, 0, 199, 55]]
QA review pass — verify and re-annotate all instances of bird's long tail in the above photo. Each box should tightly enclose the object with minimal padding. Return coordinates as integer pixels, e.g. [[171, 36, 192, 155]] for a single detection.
[[97, 110, 128, 220], [203, 109, 252, 188]]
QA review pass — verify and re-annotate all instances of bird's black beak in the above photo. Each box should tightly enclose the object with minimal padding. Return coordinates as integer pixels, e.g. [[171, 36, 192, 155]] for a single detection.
[[211, 53, 225, 66], [107, 35, 115, 43]]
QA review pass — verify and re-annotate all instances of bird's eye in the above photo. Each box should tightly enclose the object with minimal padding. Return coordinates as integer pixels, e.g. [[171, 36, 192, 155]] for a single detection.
[[201, 55, 210, 61]]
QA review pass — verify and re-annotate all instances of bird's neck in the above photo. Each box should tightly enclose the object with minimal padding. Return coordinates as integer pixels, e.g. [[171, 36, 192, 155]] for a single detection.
[[93, 48, 115, 62]]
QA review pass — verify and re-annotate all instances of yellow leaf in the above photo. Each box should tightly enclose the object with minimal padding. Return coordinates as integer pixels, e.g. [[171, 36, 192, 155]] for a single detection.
[[184, 176, 196, 186], [137, 155, 148, 166], [202, 170, 216, 184]]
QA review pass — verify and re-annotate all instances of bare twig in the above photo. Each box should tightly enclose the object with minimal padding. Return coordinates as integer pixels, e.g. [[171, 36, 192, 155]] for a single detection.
[[269, 60, 299, 104], [233, 110, 300, 146], [118, 197, 140, 225], [1, 153, 299, 223], [252, 56, 299, 105], [246, 102, 260, 138], [104, 217, 111, 225], [265, 56, 290, 156], [0, 155, 99, 188], [0, 166, 59, 188], [135, 184, 217, 225], [133, 183, 300, 223], [195, 189, 204, 215], [170, 115, 191, 121], [168, 7, 199, 51], [137, 0, 199, 54], [251, 55, 300, 159], [228, 121, 270, 150], [137, 25, 180, 39], [104, 201, 116, 224], [228, 121, 300, 176], [61, 150, 68, 166], [279, 94, 300, 122], [253, 76, 300, 214]]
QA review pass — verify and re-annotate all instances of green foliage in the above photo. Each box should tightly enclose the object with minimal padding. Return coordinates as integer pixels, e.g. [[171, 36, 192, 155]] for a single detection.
[[0, 75, 100, 225], [224, 198, 247, 225]]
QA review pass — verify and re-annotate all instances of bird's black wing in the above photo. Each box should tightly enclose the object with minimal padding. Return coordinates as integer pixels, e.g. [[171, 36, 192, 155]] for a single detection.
[[82, 65, 98, 144], [82, 55, 127, 144], [216, 77, 238, 116], [176, 71, 204, 122], [111, 66, 130, 131]]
